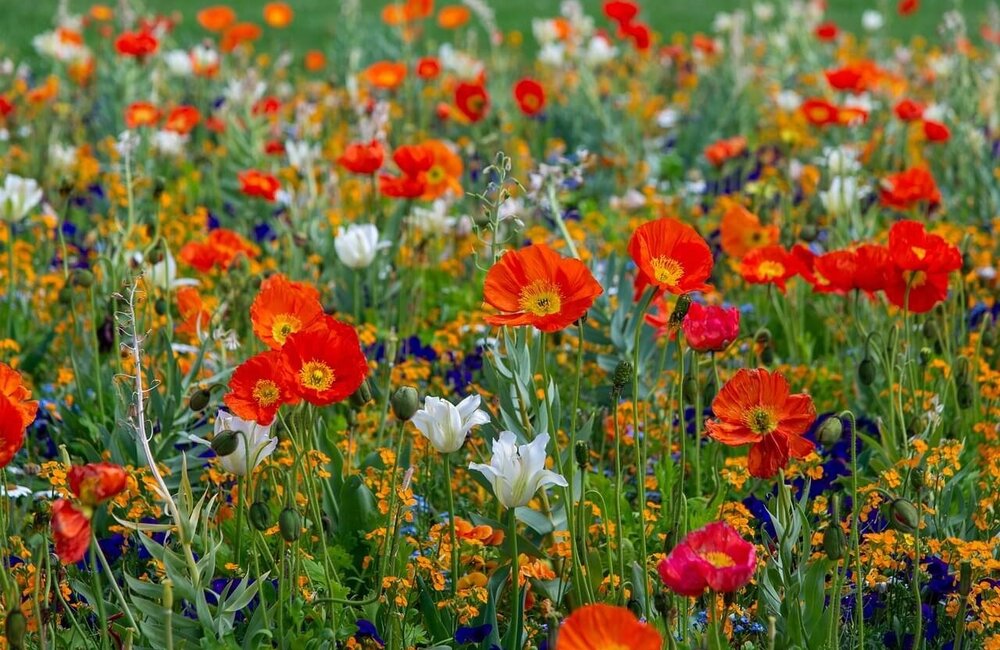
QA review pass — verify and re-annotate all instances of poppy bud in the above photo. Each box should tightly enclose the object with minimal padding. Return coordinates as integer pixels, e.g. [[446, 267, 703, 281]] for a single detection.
[[71, 269, 94, 288], [858, 356, 877, 386], [953, 357, 971, 384], [982, 323, 997, 347], [278, 507, 301, 542], [682, 373, 699, 405], [918, 347, 933, 366], [5, 610, 26, 650], [956, 382, 974, 410], [154, 297, 169, 316], [817, 416, 843, 446], [961, 251, 974, 274], [349, 378, 373, 408], [959, 560, 972, 596], [211, 430, 239, 457], [668, 294, 692, 327], [390, 386, 419, 421], [611, 360, 633, 400], [702, 376, 717, 404], [921, 319, 939, 340], [760, 345, 774, 365], [799, 224, 818, 242], [58, 286, 74, 304], [909, 467, 925, 491], [823, 525, 846, 560], [627, 598, 642, 618], [189, 388, 211, 412], [249, 501, 272, 532], [754, 328, 772, 347], [887, 498, 919, 534], [574, 440, 590, 469]]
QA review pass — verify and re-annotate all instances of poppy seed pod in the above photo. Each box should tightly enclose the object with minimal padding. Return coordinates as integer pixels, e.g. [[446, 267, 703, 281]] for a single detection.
[[211, 430, 240, 457], [154, 297, 169, 316], [278, 507, 301, 542], [668, 294, 692, 327], [57, 286, 73, 304], [799, 224, 818, 242], [349, 378, 373, 408], [5, 610, 26, 650], [682, 373, 699, 405], [817, 416, 844, 446], [953, 357, 971, 384], [71, 269, 94, 288], [249, 501, 272, 532], [887, 498, 920, 534], [391, 386, 419, 421], [189, 387, 212, 412], [858, 356, 877, 386]]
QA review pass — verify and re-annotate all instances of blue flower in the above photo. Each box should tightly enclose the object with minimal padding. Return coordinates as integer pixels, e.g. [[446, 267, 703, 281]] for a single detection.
[[356, 619, 384, 648], [455, 623, 492, 644]]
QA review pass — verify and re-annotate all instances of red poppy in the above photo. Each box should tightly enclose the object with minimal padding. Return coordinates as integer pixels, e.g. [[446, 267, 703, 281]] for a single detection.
[[922, 120, 950, 143], [416, 56, 441, 79], [682, 302, 741, 353], [852, 243, 890, 295], [894, 98, 925, 121], [555, 604, 661, 650], [0, 95, 13, 119], [115, 30, 158, 58], [706, 368, 816, 478], [898, 0, 919, 16], [220, 22, 262, 53], [884, 220, 961, 313], [124, 101, 160, 128], [807, 248, 859, 294], [279, 317, 370, 406], [658, 521, 756, 596], [483, 243, 603, 332], [455, 81, 490, 122], [238, 170, 281, 202], [823, 61, 880, 93], [250, 274, 325, 349], [52, 499, 92, 565], [68, 463, 128, 507], [164, 105, 201, 134], [513, 78, 545, 116], [603, 0, 639, 27], [224, 351, 297, 425], [880, 167, 941, 211], [628, 217, 714, 298], [179, 229, 257, 272], [814, 22, 839, 41], [252, 96, 282, 116], [621, 21, 651, 50], [0, 362, 39, 430], [0, 394, 26, 470], [379, 144, 433, 198], [338, 140, 385, 175], [738, 244, 800, 293], [719, 203, 779, 259], [801, 98, 840, 126], [704, 136, 747, 167]]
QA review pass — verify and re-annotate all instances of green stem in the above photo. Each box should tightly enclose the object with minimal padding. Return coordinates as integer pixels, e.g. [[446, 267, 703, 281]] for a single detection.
[[444, 455, 460, 600], [507, 508, 521, 650], [841, 410, 864, 648]]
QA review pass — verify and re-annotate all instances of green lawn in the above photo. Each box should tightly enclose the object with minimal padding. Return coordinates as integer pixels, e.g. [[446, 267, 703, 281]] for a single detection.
[[0, 0, 992, 60]]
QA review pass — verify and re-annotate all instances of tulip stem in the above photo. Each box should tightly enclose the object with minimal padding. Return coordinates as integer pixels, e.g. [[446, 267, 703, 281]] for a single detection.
[[507, 508, 522, 650], [444, 455, 460, 600]]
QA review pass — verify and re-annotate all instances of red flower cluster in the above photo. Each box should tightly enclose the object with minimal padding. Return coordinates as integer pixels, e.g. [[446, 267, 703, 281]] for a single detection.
[[603, 0, 651, 50], [179, 228, 258, 272], [238, 170, 281, 202], [880, 167, 941, 211], [801, 98, 868, 127], [704, 136, 747, 167], [52, 463, 129, 564], [378, 140, 463, 200], [115, 30, 159, 58]]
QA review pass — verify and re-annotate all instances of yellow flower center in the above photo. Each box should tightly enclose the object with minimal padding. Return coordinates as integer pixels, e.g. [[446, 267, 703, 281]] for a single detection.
[[299, 361, 335, 392], [701, 551, 736, 568], [252, 379, 281, 407], [904, 270, 928, 288], [518, 280, 562, 317], [756, 260, 786, 280], [427, 165, 446, 184], [650, 256, 684, 286], [745, 406, 777, 435], [271, 314, 302, 345], [911, 246, 927, 260]]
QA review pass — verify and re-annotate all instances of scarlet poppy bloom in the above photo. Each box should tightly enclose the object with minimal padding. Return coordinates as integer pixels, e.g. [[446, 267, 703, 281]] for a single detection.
[[0, 394, 26, 469], [513, 78, 546, 116], [852, 243, 890, 295], [416, 56, 441, 79], [52, 499, 92, 565], [124, 101, 160, 128], [628, 218, 713, 300], [455, 81, 489, 122], [179, 229, 257, 272], [220, 22, 262, 53], [706, 368, 816, 478], [880, 167, 941, 211], [884, 220, 961, 313], [898, 0, 919, 15], [437, 5, 470, 29], [379, 144, 434, 198], [814, 22, 839, 41], [404, 0, 434, 21], [682, 302, 740, 353], [238, 170, 281, 202], [252, 96, 281, 116], [363, 61, 407, 90], [603, 0, 640, 27], [175, 286, 213, 337], [922, 120, 950, 143], [704, 137, 746, 167], [115, 30, 158, 58], [250, 274, 325, 349], [197, 5, 237, 32], [421, 140, 463, 200], [0, 362, 40, 430], [658, 521, 756, 596], [824, 62, 879, 93], [894, 98, 925, 121], [0, 95, 13, 119], [720, 203, 779, 259], [263, 2, 294, 28], [556, 604, 661, 650], [164, 105, 201, 134], [280, 317, 370, 406], [808, 248, 859, 294], [801, 98, 840, 126], [304, 50, 327, 72], [68, 463, 128, 507], [836, 106, 868, 126], [225, 351, 296, 425], [739, 245, 800, 293], [339, 140, 385, 175], [621, 21, 651, 50], [483, 244, 603, 332]]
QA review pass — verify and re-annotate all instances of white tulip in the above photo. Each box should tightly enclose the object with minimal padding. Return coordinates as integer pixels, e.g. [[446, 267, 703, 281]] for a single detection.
[[412, 394, 490, 454], [334, 223, 389, 269], [821, 146, 861, 175], [469, 431, 568, 509], [0, 175, 43, 222], [213, 410, 278, 476], [820, 176, 860, 217], [862, 10, 884, 31]]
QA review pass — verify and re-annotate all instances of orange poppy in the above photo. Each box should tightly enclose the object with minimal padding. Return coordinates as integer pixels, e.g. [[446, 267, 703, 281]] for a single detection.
[[263, 2, 293, 28], [555, 604, 662, 650], [719, 202, 779, 259], [379, 144, 434, 198], [68, 463, 128, 507], [381, 4, 409, 26], [438, 5, 470, 29], [738, 244, 800, 293], [220, 22, 262, 53], [363, 61, 407, 90], [304, 50, 327, 71], [483, 243, 603, 332], [706, 368, 816, 479], [801, 98, 839, 126], [421, 140, 463, 200], [250, 274, 325, 349], [0, 362, 38, 432], [164, 105, 201, 134], [197, 5, 237, 32], [627, 217, 714, 299], [175, 287, 213, 337], [89, 5, 114, 21], [405, 0, 434, 20], [279, 317, 370, 406], [51, 499, 91, 564], [704, 136, 747, 167], [225, 351, 297, 425], [115, 30, 158, 58], [416, 56, 441, 80], [124, 101, 160, 128], [238, 170, 281, 202], [179, 229, 257, 272]]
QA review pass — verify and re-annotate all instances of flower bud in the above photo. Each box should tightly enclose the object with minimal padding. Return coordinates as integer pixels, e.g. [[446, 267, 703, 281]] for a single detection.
[[887, 498, 919, 534], [919, 347, 933, 366], [58, 286, 74, 304], [278, 507, 302, 542], [760, 345, 774, 365], [249, 501, 272, 532], [189, 388, 212, 412], [858, 356, 877, 386], [390, 386, 419, 421], [921, 319, 939, 340], [953, 357, 971, 384], [668, 294, 692, 328], [817, 416, 843, 446], [627, 598, 642, 618], [823, 525, 846, 560], [682, 373, 699, 405], [349, 378, 373, 408], [71, 269, 94, 288], [574, 440, 590, 469], [211, 430, 240, 457], [956, 382, 974, 410], [909, 467, 926, 491], [982, 322, 997, 347], [4, 610, 26, 650], [959, 560, 972, 596], [611, 360, 633, 400], [154, 297, 169, 316], [799, 224, 818, 242]]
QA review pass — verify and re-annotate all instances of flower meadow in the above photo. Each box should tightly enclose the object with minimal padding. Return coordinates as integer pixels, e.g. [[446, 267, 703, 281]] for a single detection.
[[1, 0, 1000, 648]]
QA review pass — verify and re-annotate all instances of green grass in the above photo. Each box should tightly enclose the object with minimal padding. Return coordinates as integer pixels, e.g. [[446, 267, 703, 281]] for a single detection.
[[0, 0, 992, 60]]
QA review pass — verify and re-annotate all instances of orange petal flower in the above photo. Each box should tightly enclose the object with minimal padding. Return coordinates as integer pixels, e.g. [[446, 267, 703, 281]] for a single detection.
[[0, 362, 39, 431], [555, 604, 662, 650], [363, 61, 407, 90], [627, 217, 714, 298], [483, 244, 603, 332], [719, 203, 779, 259], [738, 244, 800, 293], [0, 393, 26, 469], [224, 351, 296, 425], [52, 499, 92, 565], [68, 463, 128, 507], [438, 5, 470, 29], [250, 274, 325, 349], [706, 368, 816, 479], [197, 5, 237, 32], [263, 2, 294, 28], [421, 140, 463, 200]]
